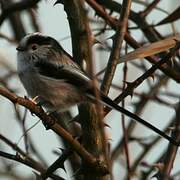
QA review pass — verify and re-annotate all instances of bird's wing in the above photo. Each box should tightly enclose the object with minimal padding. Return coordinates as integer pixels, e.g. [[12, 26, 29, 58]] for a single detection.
[[34, 60, 92, 90]]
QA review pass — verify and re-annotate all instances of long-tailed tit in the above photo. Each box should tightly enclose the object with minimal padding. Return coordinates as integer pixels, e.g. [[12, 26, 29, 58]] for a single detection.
[[16, 32, 178, 146]]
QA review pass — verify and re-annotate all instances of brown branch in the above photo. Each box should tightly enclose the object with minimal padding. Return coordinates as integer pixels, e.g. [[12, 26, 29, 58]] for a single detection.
[[157, 6, 180, 25], [63, 0, 92, 71], [13, 105, 48, 166], [87, 0, 180, 83], [0, 133, 26, 156], [139, 0, 161, 17], [100, 0, 132, 95], [0, 0, 41, 26], [0, 86, 109, 176], [62, 1, 109, 179], [111, 75, 170, 162], [0, 151, 63, 180], [0, 170, 31, 180], [121, 43, 131, 180], [42, 149, 72, 179], [130, 117, 175, 176], [159, 102, 180, 179], [96, 0, 162, 42], [28, 8, 41, 32], [0, 32, 17, 43], [141, 148, 167, 179], [107, 40, 180, 110], [0, 134, 63, 179]]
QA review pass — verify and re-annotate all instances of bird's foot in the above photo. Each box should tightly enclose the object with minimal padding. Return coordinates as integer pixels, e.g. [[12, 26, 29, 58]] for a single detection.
[[31, 96, 39, 104]]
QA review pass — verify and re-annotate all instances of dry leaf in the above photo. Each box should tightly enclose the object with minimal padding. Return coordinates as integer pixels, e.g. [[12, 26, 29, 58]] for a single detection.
[[119, 34, 180, 63]]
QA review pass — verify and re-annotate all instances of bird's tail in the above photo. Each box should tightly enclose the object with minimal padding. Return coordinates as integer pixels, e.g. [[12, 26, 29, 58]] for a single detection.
[[100, 93, 179, 146]]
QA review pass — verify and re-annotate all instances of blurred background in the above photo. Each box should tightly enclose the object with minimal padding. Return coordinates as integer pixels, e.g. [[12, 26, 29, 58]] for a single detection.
[[0, 0, 179, 179]]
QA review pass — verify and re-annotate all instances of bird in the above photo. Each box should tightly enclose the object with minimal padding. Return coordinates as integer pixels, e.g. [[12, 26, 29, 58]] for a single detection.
[[16, 32, 178, 146]]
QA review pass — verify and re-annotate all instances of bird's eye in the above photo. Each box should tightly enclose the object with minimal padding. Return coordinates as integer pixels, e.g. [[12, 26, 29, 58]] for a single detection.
[[31, 44, 38, 51]]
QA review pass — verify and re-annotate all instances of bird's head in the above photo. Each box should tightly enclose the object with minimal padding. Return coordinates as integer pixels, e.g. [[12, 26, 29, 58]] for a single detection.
[[16, 32, 63, 60]]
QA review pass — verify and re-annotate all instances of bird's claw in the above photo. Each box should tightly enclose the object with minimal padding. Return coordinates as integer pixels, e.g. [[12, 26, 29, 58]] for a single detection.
[[31, 96, 39, 104]]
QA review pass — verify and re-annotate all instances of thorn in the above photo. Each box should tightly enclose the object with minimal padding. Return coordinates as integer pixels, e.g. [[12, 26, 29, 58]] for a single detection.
[[123, 80, 133, 87], [14, 102, 18, 111], [129, 92, 134, 98], [173, 102, 179, 111], [15, 152, 21, 159], [72, 135, 81, 142], [54, 0, 64, 6], [168, 125, 180, 132], [94, 12, 99, 18], [60, 163, 66, 173], [42, 120, 51, 130], [129, 137, 137, 142], [52, 149, 61, 156], [24, 95, 28, 99], [31, 112, 35, 116], [149, 74, 155, 81], [31, 96, 39, 104], [59, 148, 66, 153], [123, 81, 135, 98], [103, 122, 111, 128]]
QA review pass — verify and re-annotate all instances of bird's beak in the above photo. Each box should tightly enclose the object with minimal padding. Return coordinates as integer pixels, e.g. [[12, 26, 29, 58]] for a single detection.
[[16, 45, 25, 51]]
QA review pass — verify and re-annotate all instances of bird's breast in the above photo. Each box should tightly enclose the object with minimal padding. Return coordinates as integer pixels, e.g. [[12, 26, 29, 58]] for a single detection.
[[18, 69, 85, 112]]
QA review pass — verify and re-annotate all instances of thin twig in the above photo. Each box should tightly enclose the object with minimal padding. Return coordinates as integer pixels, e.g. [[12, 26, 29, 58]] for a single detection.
[[159, 102, 180, 179], [0, 86, 109, 175], [100, 0, 132, 95], [121, 43, 131, 180], [107, 40, 180, 110], [0, 0, 41, 26]]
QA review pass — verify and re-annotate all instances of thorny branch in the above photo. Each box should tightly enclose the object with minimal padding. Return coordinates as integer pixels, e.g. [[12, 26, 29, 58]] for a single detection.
[[0, 86, 109, 176], [0, 0, 180, 179], [0, 0, 41, 26]]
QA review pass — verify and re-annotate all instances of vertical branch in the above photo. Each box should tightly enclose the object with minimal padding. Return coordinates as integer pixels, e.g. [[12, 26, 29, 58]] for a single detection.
[[63, 1, 108, 179], [121, 43, 131, 179], [28, 8, 41, 32], [63, 0, 92, 74], [100, 0, 132, 95]]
